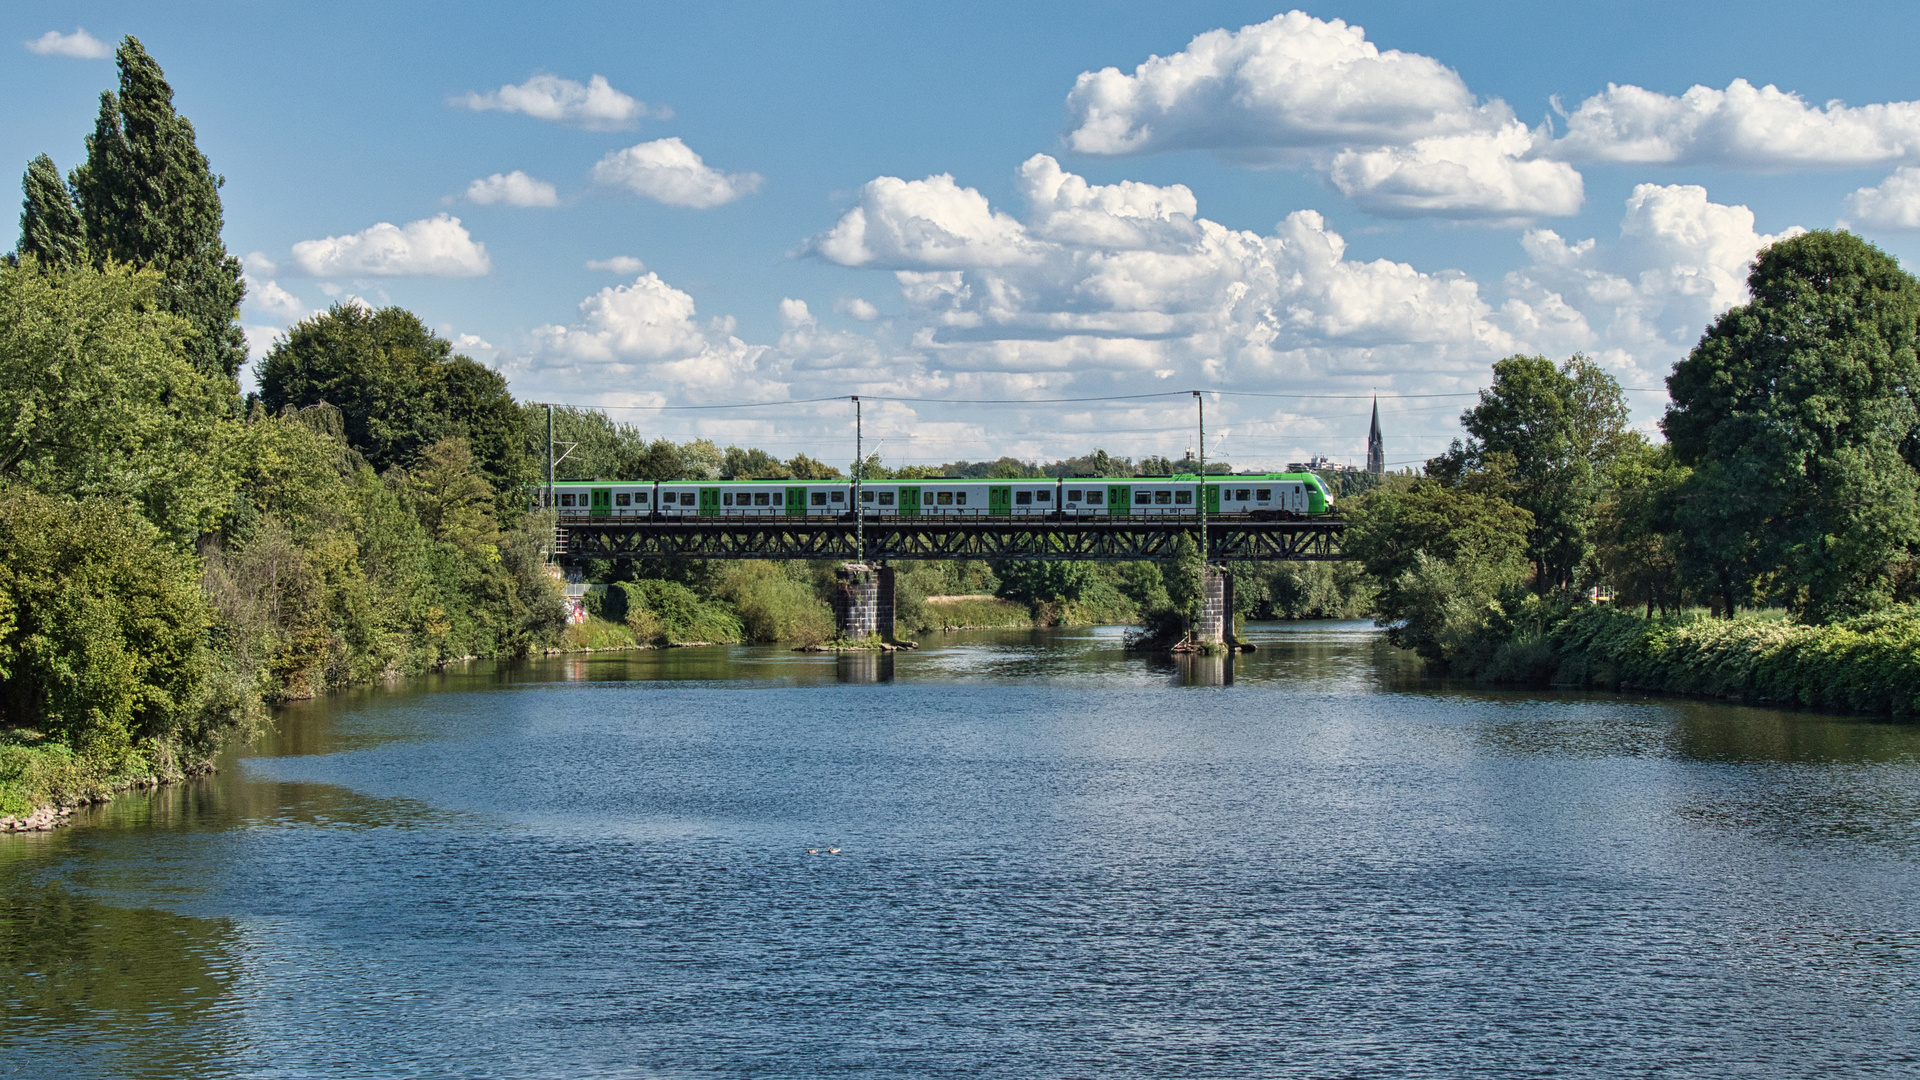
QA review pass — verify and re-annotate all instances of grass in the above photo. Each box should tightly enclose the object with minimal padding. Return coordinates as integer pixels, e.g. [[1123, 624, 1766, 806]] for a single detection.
[[0, 730, 158, 819], [920, 595, 1034, 630]]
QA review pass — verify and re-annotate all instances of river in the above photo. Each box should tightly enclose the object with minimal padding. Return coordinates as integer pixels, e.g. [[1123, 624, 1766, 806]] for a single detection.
[[3, 622, 1918, 1078]]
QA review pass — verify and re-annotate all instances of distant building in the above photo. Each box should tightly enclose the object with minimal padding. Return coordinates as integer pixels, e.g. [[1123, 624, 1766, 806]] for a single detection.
[[1287, 455, 1343, 473], [1366, 397, 1386, 475]]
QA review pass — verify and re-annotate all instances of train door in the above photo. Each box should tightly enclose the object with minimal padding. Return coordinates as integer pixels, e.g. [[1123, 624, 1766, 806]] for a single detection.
[[988, 486, 1011, 515], [1204, 483, 1220, 515], [590, 488, 612, 519], [1109, 485, 1130, 515], [898, 486, 921, 516], [784, 487, 808, 516], [698, 487, 721, 517]]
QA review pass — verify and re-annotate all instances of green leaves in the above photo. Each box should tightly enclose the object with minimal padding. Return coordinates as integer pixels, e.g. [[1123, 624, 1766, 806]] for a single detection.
[[260, 305, 530, 491], [1664, 231, 1920, 619], [0, 260, 230, 543]]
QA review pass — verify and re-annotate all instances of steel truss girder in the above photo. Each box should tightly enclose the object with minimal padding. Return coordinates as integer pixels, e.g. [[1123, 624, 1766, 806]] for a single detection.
[[557, 519, 1346, 563]]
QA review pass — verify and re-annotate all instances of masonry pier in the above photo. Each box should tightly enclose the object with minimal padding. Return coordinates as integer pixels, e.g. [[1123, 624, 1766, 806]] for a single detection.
[[832, 563, 895, 641], [1194, 567, 1236, 648]]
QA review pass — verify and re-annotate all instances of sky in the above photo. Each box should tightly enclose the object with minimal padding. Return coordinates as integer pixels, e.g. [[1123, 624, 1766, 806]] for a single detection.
[[10, 1, 1920, 473]]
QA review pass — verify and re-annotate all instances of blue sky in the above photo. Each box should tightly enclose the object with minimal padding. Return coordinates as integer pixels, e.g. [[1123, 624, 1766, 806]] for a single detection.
[[11, 2, 1920, 470]]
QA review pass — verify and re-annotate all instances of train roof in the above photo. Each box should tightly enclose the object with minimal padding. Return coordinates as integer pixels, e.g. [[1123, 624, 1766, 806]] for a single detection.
[[546, 472, 1331, 484]]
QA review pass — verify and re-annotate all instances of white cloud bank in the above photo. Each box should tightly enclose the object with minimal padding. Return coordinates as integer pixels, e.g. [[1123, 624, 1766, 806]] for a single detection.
[[587, 255, 646, 274], [1061, 10, 1920, 223], [455, 73, 659, 131], [1553, 80, 1920, 168], [1847, 167, 1920, 228], [507, 156, 1797, 464], [290, 214, 491, 277], [591, 138, 762, 208], [25, 28, 109, 59], [463, 170, 559, 207]]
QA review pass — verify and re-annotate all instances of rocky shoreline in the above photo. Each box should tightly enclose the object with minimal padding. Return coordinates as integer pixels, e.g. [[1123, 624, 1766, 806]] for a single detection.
[[0, 769, 201, 834]]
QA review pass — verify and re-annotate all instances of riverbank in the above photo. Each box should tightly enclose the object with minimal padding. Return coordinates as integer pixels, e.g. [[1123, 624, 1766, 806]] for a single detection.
[[1471, 603, 1920, 719], [0, 733, 208, 832]]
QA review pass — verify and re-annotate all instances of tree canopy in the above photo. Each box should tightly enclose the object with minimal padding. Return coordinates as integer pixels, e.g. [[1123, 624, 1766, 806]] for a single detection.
[[17, 37, 246, 382], [259, 305, 530, 491], [1665, 230, 1920, 618]]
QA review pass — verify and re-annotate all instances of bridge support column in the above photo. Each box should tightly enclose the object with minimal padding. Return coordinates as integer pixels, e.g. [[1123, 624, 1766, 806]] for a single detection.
[[833, 563, 894, 640], [1193, 566, 1235, 647]]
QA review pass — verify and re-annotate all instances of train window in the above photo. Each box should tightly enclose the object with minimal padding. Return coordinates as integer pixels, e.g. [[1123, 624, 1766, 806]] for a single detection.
[[680, 493, 695, 506], [1155, 490, 1173, 505], [862, 490, 875, 503], [812, 492, 827, 506], [954, 491, 967, 505], [560, 493, 575, 507], [754, 492, 771, 506], [723, 493, 734, 506], [1015, 491, 1032, 505], [1087, 490, 1103, 505], [831, 491, 844, 503], [1136, 490, 1152, 505], [936, 491, 953, 505], [636, 492, 649, 504], [1234, 488, 1250, 501], [1256, 488, 1271, 501], [616, 493, 631, 507], [1035, 490, 1051, 502], [1067, 489, 1082, 502], [879, 492, 894, 505], [1175, 490, 1192, 505]]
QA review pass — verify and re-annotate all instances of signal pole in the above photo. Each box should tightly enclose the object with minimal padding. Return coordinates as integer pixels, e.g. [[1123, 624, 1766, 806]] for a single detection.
[[1194, 390, 1207, 567], [852, 395, 863, 562]]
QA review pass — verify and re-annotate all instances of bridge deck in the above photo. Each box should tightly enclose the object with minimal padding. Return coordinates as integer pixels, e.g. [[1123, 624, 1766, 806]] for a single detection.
[[555, 518, 1346, 562]]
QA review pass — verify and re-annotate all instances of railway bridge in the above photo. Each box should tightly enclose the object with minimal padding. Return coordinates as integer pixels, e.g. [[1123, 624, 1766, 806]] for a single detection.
[[552, 516, 1348, 646]]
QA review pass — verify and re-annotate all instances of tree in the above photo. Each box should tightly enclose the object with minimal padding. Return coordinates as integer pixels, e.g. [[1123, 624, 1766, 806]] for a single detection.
[[786, 453, 842, 480], [1429, 354, 1632, 592], [1664, 231, 1920, 619], [259, 305, 529, 492], [16, 154, 87, 269], [0, 260, 230, 542], [1592, 440, 1688, 617], [1346, 480, 1534, 663], [64, 37, 246, 382], [0, 488, 231, 761], [722, 446, 789, 479]]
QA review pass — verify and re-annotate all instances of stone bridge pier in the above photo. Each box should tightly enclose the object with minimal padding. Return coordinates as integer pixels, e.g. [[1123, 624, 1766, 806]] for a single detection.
[[1194, 567, 1236, 647], [833, 563, 895, 640]]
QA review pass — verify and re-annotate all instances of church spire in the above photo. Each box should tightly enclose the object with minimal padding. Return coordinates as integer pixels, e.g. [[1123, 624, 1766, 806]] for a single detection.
[[1366, 396, 1385, 474]]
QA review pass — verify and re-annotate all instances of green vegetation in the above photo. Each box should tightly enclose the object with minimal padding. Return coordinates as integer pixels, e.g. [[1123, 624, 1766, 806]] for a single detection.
[[1342, 230, 1920, 716]]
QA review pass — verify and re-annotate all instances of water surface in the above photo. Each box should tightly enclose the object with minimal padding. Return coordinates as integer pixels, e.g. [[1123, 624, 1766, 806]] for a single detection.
[[4, 623, 1918, 1078]]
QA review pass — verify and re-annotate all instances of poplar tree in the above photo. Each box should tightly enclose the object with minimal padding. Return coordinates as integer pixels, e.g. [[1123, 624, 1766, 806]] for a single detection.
[[17, 36, 247, 382], [16, 154, 88, 268]]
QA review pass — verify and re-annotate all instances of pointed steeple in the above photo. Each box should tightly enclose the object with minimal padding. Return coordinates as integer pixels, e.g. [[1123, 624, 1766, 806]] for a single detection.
[[1366, 396, 1385, 474]]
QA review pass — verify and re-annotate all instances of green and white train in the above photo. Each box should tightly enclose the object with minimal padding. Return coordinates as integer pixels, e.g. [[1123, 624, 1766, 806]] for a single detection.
[[540, 474, 1334, 520]]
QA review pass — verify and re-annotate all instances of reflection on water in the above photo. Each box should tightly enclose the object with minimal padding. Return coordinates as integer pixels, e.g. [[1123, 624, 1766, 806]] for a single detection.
[[4, 620, 1919, 1079]]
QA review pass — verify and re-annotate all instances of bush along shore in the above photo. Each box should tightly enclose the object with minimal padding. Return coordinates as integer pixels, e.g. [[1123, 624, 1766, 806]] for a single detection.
[[1481, 603, 1920, 718], [1334, 230, 1920, 721]]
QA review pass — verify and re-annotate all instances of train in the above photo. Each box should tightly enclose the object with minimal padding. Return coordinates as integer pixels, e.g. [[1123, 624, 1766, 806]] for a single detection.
[[539, 473, 1334, 520]]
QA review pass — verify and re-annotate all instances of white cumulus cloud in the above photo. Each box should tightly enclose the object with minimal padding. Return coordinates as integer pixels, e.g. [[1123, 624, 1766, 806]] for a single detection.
[[455, 73, 657, 131], [1502, 183, 1804, 386], [835, 297, 880, 321], [1329, 122, 1583, 220], [1059, 11, 1576, 222], [247, 279, 312, 322], [525, 272, 774, 400], [1846, 167, 1920, 228], [290, 214, 491, 277], [808, 173, 1041, 268], [1551, 79, 1920, 168], [463, 171, 559, 207], [586, 255, 647, 274], [590, 138, 762, 208], [25, 28, 109, 59], [1065, 10, 1483, 156]]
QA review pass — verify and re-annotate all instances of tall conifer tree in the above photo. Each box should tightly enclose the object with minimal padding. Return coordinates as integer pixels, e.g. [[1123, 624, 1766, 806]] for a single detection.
[[63, 36, 246, 382], [16, 154, 88, 268]]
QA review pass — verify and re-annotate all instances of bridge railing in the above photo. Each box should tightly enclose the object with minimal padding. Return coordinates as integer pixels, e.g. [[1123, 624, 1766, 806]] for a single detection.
[[554, 517, 1346, 563]]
